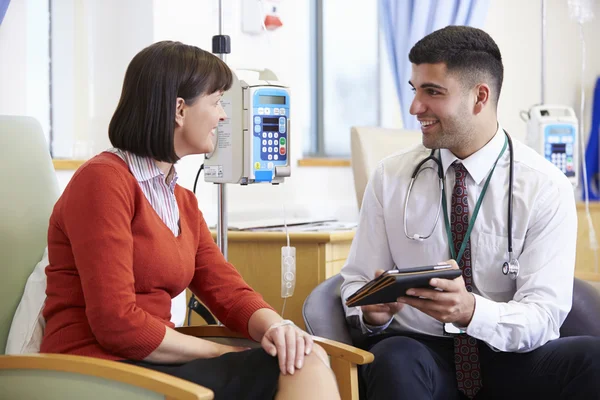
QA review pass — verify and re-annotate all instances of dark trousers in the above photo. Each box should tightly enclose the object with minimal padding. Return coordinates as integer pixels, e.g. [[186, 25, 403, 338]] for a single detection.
[[359, 332, 600, 400]]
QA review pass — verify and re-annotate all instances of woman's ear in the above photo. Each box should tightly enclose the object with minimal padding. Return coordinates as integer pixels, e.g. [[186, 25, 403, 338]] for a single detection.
[[175, 98, 185, 127]]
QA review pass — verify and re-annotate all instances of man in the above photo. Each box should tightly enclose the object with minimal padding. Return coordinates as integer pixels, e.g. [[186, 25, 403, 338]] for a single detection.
[[341, 26, 600, 399]]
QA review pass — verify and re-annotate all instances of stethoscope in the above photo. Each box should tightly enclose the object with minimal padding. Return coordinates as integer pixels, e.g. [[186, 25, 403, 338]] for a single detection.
[[403, 130, 520, 280]]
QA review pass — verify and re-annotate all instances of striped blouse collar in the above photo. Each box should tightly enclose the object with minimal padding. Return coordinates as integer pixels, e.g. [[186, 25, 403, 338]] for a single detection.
[[109, 148, 178, 186]]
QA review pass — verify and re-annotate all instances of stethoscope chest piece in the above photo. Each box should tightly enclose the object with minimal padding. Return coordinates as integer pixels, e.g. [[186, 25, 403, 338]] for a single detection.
[[502, 257, 519, 280]]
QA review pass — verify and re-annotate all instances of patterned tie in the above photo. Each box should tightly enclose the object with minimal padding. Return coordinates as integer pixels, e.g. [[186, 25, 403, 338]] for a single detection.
[[451, 162, 483, 398]]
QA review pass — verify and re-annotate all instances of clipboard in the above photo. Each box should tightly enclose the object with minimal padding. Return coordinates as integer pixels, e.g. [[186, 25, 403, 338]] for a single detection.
[[345, 264, 462, 307]]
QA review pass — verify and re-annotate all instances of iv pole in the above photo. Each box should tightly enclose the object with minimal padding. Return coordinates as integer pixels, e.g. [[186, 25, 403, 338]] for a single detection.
[[186, 0, 230, 327], [541, 0, 547, 104], [213, 0, 230, 260]]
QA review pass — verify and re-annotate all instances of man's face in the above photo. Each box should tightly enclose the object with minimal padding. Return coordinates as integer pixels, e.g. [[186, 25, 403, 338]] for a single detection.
[[409, 63, 475, 154]]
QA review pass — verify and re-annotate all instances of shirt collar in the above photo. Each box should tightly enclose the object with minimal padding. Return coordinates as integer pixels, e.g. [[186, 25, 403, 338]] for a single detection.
[[439, 124, 505, 185], [115, 149, 178, 186]]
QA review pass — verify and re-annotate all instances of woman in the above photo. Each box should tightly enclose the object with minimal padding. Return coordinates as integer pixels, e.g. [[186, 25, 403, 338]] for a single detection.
[[40, 41, 339, 400]]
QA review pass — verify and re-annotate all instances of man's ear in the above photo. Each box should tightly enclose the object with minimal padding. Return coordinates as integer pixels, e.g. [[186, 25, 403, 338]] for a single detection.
[[175, 98, 185, 127], [473, 84, 490, 115]]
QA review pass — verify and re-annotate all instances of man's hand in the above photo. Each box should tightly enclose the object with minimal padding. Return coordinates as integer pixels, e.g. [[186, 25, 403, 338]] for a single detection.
[[261, 321, 318, 375], [361, 269, 404, 326], [398, 260, 475, 327]]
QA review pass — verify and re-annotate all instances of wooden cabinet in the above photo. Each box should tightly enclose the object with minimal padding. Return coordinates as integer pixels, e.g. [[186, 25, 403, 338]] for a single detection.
[[186, 230, 354, 329]]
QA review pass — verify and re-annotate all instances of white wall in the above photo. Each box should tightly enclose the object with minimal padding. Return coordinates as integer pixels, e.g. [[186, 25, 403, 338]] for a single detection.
[[4, 0, 600, 226], [485, 0, 600, 141], [51, 0, 154, 158], [0, 0, 49, 141]]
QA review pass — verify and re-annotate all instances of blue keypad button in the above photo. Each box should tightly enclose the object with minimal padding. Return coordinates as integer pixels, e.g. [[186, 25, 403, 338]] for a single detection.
[[254, 125, 261, 133], [254, 116, 261, 124]]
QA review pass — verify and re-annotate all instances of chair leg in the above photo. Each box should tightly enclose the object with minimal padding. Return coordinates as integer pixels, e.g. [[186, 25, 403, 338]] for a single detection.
[[330, 357, 359, 400]]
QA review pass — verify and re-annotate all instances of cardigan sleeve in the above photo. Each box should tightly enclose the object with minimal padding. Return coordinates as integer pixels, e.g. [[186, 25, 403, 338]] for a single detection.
[[189, 212, 274, 338], [60, 164, 166, 359]]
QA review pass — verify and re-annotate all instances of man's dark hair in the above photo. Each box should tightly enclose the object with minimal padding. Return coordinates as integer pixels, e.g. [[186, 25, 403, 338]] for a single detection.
[[409, 26, 503, 105], [109, 41, 233, 163]]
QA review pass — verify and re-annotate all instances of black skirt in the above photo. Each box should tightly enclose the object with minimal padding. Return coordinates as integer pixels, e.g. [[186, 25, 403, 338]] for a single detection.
[[121, 348, 280, 399]]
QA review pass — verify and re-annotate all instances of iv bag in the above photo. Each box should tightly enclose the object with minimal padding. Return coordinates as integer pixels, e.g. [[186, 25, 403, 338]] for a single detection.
[[568, 0, 595, 24]]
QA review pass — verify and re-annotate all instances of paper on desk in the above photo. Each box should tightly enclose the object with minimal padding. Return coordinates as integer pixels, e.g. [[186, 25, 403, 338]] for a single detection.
[[246, 221, 357, 232], [210, 217, 338, 231]]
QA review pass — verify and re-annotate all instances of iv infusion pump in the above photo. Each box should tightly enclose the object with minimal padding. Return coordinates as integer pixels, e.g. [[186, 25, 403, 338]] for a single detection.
[[525, 105, 578, 186], [204, 68, 291, 185]]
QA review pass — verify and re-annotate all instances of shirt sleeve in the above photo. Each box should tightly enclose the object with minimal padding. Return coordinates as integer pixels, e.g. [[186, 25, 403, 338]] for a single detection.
[[189, 211, 274, 338], [61, 165, 167, 360], [340, 163, 397, 334], [360, 315, 394, 335], [467, 177, 577, 352]]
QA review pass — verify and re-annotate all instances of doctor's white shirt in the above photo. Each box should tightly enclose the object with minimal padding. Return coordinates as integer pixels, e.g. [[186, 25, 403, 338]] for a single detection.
[[341, 125, 577, 353]]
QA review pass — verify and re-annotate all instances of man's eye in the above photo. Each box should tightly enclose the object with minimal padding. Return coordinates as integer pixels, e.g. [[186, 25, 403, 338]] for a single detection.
[[427, 89, 440, 95]]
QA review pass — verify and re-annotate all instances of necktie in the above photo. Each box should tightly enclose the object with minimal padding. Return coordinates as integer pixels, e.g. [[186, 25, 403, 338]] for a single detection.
[[451, 162, 483, 398]]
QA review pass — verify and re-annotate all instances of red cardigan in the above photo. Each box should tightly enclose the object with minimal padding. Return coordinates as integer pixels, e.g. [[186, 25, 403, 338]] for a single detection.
[[41, 153, 273, 361]]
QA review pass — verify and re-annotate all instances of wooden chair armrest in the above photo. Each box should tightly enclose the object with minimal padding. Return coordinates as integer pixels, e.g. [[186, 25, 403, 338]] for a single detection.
[[0, 354, 213, 400], [176, 326, 373, 365], [175, 325, 245, 339], [312, 336, 374, 365], [175, 325, 372, 400]]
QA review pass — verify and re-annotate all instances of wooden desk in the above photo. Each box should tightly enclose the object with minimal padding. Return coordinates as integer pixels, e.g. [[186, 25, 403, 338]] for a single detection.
[[576, 202, 600, 282], [186, 230, 355, 329]]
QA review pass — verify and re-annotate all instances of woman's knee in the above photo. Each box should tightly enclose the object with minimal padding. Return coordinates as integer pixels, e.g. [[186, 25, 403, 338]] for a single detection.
[[307, 343, 330, 368]]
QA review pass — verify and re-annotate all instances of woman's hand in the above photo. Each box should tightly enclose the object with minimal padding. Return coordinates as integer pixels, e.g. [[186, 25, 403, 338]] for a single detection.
[[261, 321, 314, 375]]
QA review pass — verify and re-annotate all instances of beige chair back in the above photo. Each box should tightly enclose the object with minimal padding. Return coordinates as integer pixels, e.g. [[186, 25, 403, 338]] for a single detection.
[[350, 126, 421, 209], [0, 116, 60, 354]]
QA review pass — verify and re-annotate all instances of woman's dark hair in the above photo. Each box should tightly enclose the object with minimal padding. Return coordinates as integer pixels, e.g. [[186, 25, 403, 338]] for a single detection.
[[109, 41, 233, 162], [409, 26, 503, 105]]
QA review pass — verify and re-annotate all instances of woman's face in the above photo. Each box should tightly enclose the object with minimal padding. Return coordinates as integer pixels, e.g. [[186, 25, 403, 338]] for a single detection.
[[173, 91, 227, 157]]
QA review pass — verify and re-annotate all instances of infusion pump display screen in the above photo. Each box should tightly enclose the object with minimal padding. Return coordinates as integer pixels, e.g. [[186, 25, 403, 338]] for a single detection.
[[544, 124, 575, 177], [259, 95, 286, 105]]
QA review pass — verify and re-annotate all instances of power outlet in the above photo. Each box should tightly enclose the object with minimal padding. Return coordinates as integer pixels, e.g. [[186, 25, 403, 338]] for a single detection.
[[281, 246, 296, 298]]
